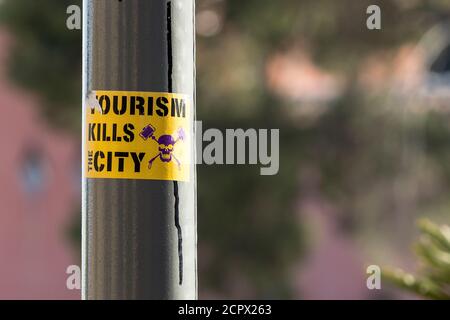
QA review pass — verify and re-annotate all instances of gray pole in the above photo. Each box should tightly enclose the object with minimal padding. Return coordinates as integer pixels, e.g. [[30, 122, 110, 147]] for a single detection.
[[82, 0, 197, 299]]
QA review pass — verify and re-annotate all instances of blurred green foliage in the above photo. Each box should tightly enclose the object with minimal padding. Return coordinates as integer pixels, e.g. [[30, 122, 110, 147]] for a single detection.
[[384, 219, 450, 299], [0, 0, 82, 128]]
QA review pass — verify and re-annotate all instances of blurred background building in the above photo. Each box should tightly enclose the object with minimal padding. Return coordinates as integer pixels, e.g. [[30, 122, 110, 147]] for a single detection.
[[1, 0, 450, 299], [0, 29, 79, 299]]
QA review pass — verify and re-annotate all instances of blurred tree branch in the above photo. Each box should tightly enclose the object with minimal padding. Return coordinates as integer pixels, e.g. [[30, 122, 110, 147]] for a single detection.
[[383, 219, 450, 299]]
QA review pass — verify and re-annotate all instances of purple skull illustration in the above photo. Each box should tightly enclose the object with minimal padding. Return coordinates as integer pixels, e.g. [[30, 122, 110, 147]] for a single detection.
[[140, 124, 185, 170]]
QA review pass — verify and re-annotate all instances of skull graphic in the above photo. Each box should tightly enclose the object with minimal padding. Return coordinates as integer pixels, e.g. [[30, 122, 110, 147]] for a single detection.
[[140, 124, 185, 170], [157, 135, 176, 162]]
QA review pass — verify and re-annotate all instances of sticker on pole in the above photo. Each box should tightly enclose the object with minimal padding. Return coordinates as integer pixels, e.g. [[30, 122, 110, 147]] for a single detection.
[[85, 90, 191, 182]]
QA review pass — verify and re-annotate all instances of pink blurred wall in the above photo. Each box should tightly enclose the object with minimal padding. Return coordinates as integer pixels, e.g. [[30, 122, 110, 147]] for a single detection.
[[0, 29, 80, 299]]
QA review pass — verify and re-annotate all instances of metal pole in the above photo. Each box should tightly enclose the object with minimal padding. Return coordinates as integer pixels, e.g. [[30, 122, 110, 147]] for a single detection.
[[82, 0, 197, 299]]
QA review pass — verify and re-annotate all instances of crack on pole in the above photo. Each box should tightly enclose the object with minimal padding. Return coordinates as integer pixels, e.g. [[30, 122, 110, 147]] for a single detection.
[[173, 181, 183, 286], [167, 1, 173, 91], [167, 1, 183, 286]]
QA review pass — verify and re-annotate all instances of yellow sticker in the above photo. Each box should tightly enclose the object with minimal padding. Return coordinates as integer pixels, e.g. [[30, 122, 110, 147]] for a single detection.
[[85, 90, 190, 182]]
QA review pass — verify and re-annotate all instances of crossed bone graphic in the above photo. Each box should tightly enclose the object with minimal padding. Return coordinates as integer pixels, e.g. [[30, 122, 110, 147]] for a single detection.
[[139, 124, 185, 170]]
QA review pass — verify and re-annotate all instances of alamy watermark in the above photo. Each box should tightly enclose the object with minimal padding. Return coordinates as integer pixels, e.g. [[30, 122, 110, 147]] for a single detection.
[[66, 5, 81, 30], [67, 264, 384, 291], [67, 4, 382, 32], [196, 121, 279, 176], [85, 92, 279, 176], [366, 5, 381, 30], [66, 265, 81, 290], [366, 265, 381, 290]]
